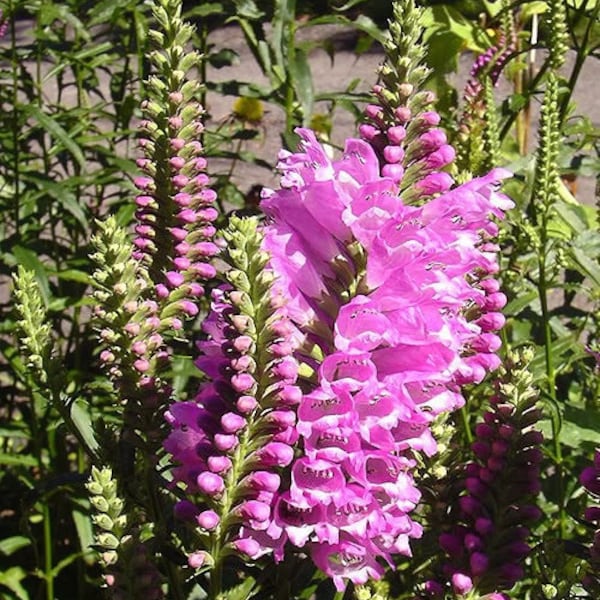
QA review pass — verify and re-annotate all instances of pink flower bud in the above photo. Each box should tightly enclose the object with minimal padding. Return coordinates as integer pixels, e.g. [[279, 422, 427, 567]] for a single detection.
[[257, 442, 294, 467], [451, 573, 473, 595], [169, 116, 183, 129], [180, 300, 199, 316], [199, 189, 217, 204], [246, 471, 281, 492], [231, 537, 261, 558], [198, 207, 219, 222], [196, 510, 220, 530], [174, 256, 191, 270], [172, 174, 189, 188], [237, 395, 258, 413], [174, 192, 191, 206], [387, 126, 406, 144], [166, 271, 185, 287], [279, 385, 302, 405], [358, 123, 379, 141], [135, 195, 154, 207], [134, 358, 150, 372], [237, 500, 271, 523], [214, 434, 238, 452], [381, 163, 404, 182], [169, 91, 184, 104], [221, 412, 246, 433], [419, 111, 441, 126], [394, 106, 411, 122], [169, 156, 186, 170], [197, 472, 224, 495], [231, 373, 256, 393], [131, 341, 147, 355], [193, 262, 217, 279], [156, 283, 169, 298], [134, 176, 154, 191], [188, 551, 208, 568], [233, 336, 254, 353], [365, 104, 383, 120], [383, 145, 405, 164], [170, 138, 185, 151], [178, 209, 197, 223], [207, 455, 232, 473], [415, 171, 453, 195], [169, 227, 188, 241], [470, 551, 489, 576]]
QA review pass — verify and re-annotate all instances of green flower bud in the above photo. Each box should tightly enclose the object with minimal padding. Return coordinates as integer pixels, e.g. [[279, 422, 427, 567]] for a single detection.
[[97, 532, 120, 550], [93, 513, 115, 532], [91, 495, 110, 513]]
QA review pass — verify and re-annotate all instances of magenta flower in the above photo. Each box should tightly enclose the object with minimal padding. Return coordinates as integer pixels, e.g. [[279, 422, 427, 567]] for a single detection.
[[260, 128, 512, 589]]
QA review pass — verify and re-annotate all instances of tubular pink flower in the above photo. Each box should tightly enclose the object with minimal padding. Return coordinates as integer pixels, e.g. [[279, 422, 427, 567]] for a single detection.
[[260, 126, 512, 588]]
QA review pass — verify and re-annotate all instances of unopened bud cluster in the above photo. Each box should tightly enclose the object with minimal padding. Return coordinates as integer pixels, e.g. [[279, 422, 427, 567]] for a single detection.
[[13, 266, 52, 382], [432, 348, 542, 598], [164, 217, 302, 566], [133, 0, 218, 331], [359, 0, 454, 202]]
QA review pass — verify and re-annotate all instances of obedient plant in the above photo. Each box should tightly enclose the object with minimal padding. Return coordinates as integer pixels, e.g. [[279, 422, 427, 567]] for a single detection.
[[9, 0, 600, 598], [433, 348, 542, 599], [164, 0, 513, 594]]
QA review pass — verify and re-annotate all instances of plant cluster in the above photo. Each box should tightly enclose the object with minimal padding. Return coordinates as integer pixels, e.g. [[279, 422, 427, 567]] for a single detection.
[[3, 0, 600, 599]]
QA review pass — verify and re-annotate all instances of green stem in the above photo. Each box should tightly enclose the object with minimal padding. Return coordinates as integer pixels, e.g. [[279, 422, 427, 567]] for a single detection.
[[43, 503, 54, 600], [460, 405, 474, 445], [9, 0, 20, 236], [538, 247, 564, 537]]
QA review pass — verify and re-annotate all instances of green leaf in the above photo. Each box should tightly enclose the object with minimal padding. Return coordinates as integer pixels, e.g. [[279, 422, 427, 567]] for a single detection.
[[0, 452, 39, 467], [570, 246, 600, 287], [219, 576, 257, 600], [69, 399, 100, 455], [557, 405, 600, 449], [184, 2, 224, 18], [0, 536, 30, 557], [232, 0, 264, 20], [25, 105, 86, 169], [52, 269, 93, 285], [27, 176, 88, 230], [208, 48, 239, 69], [0, 567, 28, 600], [290, 48, 314, 124], [72, 508, 96, 564], [11, 246, 51, 307], [505, 290, 539, 316]]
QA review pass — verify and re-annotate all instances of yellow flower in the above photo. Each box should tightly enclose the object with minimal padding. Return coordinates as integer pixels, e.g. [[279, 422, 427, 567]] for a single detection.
[[233, 97, 264, 124]]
